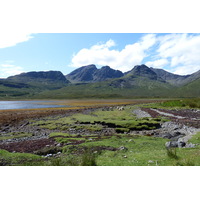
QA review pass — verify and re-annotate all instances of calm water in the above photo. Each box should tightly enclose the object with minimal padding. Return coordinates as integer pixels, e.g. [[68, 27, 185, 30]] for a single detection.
[[0, 101, 68, 110]]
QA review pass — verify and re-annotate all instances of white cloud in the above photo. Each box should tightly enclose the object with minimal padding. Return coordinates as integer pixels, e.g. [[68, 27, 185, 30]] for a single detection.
[[154, 33, 200, 74], [71, 34, 157, 72], [145, 58, 169, 68], [0, 32, 34, 48], [0, 64, 24, 78], [172, 65, 200, 75]]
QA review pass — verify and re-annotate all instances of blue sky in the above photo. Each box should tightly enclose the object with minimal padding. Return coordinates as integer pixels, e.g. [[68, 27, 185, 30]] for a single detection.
[[1, 33, 200, 78]]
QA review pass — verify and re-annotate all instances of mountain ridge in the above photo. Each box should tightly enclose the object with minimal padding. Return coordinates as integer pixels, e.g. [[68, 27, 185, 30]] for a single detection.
[[0, 64, 199, 99]]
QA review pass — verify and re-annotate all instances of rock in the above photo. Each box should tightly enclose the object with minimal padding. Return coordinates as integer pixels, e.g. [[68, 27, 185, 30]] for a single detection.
[[148, 160, 154, 163], [177, 141, 186, 148], [118, 106, 124, 111], [118, 146, 128, 151], [123, 155, 127, 158], [185, 143, 195, 148], [162, 133, 172, 139], [165, 141, 178, 148], [45, 153, 53, 157], [132, 108, 151, 118], [165, 140, 186, 148], [170, 131, 182, 137]]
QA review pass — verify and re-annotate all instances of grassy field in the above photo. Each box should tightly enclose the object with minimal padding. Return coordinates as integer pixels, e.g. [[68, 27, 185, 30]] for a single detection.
[[1, 132, 200, 166]]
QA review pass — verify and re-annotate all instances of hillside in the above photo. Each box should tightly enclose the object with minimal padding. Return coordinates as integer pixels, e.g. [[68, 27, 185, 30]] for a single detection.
[[7, 71, 69, 89], [151, 68, 200, 86], [151, 68, 189, 85], [173, 78, 200, 97], [0, 71, 69, 99]]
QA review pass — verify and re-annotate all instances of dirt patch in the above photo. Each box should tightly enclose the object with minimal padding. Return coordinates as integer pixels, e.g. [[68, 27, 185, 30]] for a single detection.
[[0, 138, 56, 153]]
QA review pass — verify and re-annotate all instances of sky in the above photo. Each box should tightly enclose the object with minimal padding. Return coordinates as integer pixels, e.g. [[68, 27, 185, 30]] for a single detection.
[[1, 33, 200, 78]]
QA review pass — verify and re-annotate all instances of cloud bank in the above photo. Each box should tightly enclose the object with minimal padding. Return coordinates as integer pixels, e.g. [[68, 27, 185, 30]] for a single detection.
[[71, 33, 200, 75], [71, 34, 156, 72], [0, 33, 34, 48]]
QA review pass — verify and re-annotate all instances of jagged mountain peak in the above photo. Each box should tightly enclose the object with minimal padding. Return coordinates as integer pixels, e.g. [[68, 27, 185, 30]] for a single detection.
[[66, 65, 123, 83], [127, 64, 158, 80]]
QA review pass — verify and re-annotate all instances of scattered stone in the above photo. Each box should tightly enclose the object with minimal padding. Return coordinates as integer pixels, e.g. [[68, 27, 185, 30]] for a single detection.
[[132, 108, 151, 118], [118, 146, 128, 151], [148, 160, 154, 163]]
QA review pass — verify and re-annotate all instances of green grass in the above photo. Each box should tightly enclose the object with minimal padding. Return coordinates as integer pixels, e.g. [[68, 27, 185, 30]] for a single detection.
[[49, 132, 71, 138], [144, 98, 200, 109], [0, 149, 43, 166], [59, 132, 200, 166], [1, 132, 200, 166], [72, 108, 161, 131], [188, 132, 200, 144]]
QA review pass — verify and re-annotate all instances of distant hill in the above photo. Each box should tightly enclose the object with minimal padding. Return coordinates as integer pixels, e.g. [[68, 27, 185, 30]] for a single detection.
[[66, 64, 123, 83], [7, 71, 69, 89], [173, 77, 200, 97]]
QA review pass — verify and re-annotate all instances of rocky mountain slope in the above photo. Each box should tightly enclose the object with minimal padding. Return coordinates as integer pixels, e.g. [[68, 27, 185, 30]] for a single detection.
[[65, 64, 123, 83]]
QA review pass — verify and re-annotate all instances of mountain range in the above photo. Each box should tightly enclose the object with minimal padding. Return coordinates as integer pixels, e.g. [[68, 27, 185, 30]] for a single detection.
[[0, 64, 199, 99]]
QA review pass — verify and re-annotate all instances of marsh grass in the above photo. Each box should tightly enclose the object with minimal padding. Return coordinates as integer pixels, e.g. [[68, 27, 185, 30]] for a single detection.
[[33, 106, 161, 134], [81, 148, 97, 166], [0, 149, 42, 166]]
